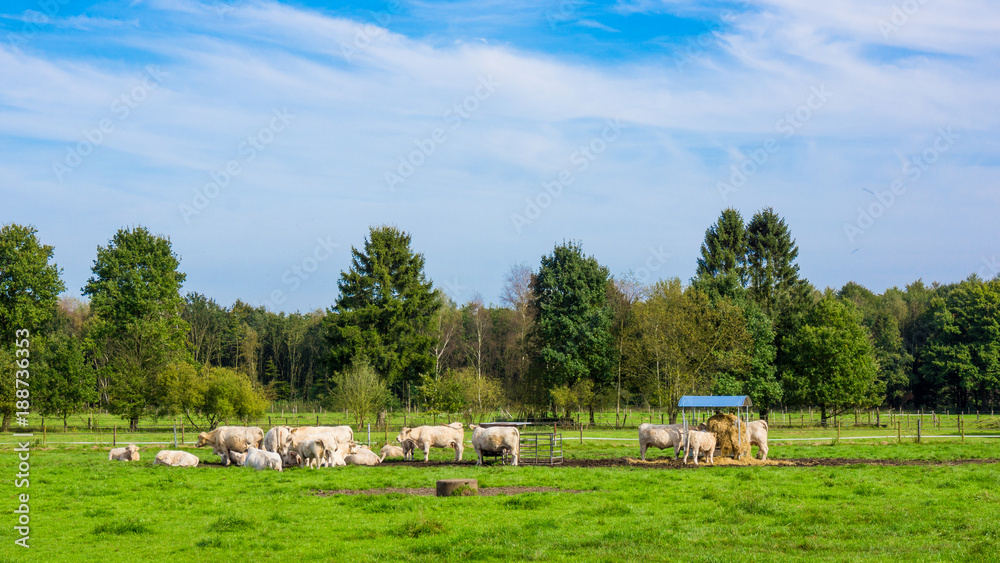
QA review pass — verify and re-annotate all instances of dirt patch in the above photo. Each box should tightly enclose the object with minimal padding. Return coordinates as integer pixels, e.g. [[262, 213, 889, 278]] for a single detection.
[[560, 457, 1000, 469], [314, 486, 588, 496]]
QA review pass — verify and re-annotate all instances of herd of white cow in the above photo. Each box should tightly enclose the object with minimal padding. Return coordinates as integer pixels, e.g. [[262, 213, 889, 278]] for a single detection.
[[107, 419, 770, 470], [108, 422, 522, 471]]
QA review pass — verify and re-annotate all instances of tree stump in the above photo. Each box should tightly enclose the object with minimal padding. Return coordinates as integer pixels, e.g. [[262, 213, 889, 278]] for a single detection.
[[436, 479, 478, 497]]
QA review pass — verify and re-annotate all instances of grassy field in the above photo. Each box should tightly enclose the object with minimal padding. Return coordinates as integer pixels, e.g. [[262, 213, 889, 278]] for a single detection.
[[1, 422, 999, 562]]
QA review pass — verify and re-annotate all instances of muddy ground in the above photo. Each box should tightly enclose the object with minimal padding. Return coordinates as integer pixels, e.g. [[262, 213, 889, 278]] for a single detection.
[[376, 457, 1000, 469]]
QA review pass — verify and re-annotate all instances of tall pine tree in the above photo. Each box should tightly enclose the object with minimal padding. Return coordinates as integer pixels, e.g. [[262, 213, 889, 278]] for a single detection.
[[696, 208, 748, 285], [325, 226, 440, 398]]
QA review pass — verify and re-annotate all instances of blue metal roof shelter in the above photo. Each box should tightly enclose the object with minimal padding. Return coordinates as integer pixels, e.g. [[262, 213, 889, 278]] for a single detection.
[[678, 395, 753, 458], [677, 396, 753, 408]]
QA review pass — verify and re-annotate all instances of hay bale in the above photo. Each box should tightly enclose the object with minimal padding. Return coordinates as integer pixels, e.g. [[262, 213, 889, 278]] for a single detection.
[[706, 413, 751, 459]]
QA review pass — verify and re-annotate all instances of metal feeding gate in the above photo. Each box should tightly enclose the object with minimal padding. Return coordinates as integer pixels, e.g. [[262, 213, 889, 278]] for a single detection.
[[518, 433, 563, 466], [678, 395, 752, 460]]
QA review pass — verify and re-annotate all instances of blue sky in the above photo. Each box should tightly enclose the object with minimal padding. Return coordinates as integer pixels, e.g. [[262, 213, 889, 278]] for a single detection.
[[2, 0, 998, 312]]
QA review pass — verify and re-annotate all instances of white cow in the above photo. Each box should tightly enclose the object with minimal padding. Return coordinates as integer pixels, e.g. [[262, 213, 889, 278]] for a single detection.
[[379, 444, 406, 461], [195, 426, 264, 466], [108, 444, 140, 462], [396, 422, 465, 462], [638, 423, 687, 461], [744, 420, 769, 460], [281, 451, 302, 467], [469, 424, 520, 466], [345, 444, 381, 466], [263, 426, 293, 457], [290, 426, 353, 467], [153, 450, 199, 467], [231, 446, 283, 471], [684, 430, 717, 466], [296, 437, 331, 469]]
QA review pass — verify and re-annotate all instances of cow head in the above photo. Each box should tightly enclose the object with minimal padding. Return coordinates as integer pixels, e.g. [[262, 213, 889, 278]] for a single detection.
[[195, 433, 211, 447], [396, 428, 411, 443]]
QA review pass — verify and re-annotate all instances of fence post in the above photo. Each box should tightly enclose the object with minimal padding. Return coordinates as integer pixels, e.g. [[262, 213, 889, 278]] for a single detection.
[[42, 421, 46, 446], [173, 423, 178, 448], [960, 415, 965, 443], [916, 418, 921, 444], [181, 423, 185, 445], [367, 423, 371, 447], [579, 422, 583, 445], [316, 414, 320, 426], [897, 421, 900, 444], [113, 425, 117, 448]]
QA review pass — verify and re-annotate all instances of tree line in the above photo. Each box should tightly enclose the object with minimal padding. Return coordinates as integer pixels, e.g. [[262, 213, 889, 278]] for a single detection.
[[2, 211, 998, 430]]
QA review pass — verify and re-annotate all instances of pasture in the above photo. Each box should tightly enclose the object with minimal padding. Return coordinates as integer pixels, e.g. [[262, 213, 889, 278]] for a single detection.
[[2, 421, 1000, 562]]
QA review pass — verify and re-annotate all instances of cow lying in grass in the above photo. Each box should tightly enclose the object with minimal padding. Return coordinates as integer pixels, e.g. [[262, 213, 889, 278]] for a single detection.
[[108, 444, 140, 462], [153, 450, 199, 467], [231, 446, 283, 472], [379, 444, 406, 461], [345, 444, 381, 466]]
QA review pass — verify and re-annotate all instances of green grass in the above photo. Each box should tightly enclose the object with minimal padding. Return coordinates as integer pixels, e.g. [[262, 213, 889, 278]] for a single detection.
[[1, 438, 999, 561]]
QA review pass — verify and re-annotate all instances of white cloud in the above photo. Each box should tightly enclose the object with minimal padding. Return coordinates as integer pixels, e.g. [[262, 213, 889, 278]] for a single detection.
[[1, 0, 997, 310]]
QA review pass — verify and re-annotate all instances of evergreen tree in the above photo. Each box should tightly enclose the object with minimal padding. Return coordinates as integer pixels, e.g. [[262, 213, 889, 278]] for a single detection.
[[696, 208, 748, 285], [746, 208, 802, 315], [325, 226, 440, 397]]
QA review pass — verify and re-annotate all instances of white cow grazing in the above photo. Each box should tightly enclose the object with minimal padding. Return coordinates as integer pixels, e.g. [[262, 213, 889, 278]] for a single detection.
[[263, 426, 293, 457], [232, 446, 283, 471], [379, 444, 405, 461], [345, 444, 381, 466], [195, 426, 264, 466], [638, 423, 687, 461], [290, 426, 354, 467], [469, 424, 520, 466], [296, 437, 330, 469], [108, 444, 140, 462], [153, 450, 199, 467], [743, 420, 769, 460], [397, 422, 465, 462], [684, 430, 717, 466]]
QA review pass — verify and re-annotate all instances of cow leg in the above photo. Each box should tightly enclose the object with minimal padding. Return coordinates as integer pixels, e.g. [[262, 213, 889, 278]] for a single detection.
[[640, 441, 647, 461], [423, 444, 430, 462], [455, 442, 463, 462]]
